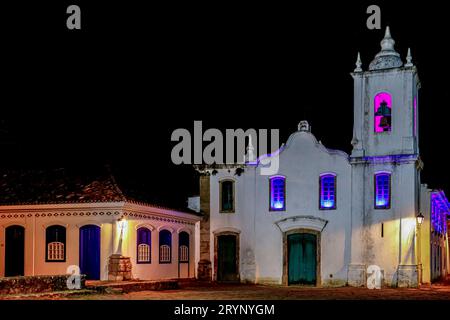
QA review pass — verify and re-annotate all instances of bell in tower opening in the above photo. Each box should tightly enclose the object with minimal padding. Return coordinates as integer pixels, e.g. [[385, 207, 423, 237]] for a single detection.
[[374, 93, 392, 133]]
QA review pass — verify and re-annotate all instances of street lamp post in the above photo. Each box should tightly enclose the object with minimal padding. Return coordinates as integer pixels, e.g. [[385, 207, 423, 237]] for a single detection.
[[416, 212, 424, 285]]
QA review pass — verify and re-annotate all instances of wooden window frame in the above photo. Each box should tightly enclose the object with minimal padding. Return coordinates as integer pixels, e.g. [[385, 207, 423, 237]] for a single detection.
[[219, 179, 235, 213]]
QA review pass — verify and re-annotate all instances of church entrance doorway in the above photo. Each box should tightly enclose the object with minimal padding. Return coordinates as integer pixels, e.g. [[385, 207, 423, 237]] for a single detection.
[[216, 233, 239, 282], [283, 229, 320, 286]]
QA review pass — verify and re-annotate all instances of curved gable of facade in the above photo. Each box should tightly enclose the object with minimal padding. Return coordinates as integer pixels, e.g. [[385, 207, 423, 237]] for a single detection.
[[281, 130, 349, 162], [252, 123, 350, 175]]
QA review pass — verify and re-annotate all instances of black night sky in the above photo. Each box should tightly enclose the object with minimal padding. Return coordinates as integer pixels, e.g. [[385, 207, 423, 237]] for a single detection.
[[1, 1, 449, 208]]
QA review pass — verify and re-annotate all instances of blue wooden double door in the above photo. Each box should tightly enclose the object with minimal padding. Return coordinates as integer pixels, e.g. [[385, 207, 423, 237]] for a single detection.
[[79, 225, 101, 280], [288, 233, 317, 285]]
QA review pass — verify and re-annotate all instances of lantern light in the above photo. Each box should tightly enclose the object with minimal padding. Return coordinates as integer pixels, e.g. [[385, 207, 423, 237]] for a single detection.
[[416, 212, 424, 226]]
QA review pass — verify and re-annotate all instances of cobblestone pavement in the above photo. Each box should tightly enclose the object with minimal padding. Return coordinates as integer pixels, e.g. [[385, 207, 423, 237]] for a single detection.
[[72, 279, 450, 300], [3, 279, 450, 300]]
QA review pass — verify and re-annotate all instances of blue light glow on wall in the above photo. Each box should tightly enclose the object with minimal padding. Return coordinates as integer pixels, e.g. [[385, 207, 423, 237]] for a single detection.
[[270, 176, 285, 211], [431, 191, 450, 235]]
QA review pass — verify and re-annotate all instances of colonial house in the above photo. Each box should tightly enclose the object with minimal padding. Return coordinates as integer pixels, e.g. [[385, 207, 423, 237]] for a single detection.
[[194, 27, 449, 287], [0, 168, 201, 281]]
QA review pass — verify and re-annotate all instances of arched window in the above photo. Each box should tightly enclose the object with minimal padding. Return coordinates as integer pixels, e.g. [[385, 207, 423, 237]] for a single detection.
[[220, 180, 235, 213], [179, 231, 190, 263], [159, 229, 172, 264], [320, 174, 336, 210], [374, 92, 392, 132], [137, 227, 151, 264], [375, 173, 391, 209], [270, 176, 286, 211], [46, 225, 66, 262]]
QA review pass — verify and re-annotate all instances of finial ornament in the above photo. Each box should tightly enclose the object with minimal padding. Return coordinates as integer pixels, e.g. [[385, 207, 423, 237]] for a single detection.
[[354, 52, 363, 72], [380, 26, 396, 52], [369, 26, 403, 70], [298, 120, 310, 132], [405, 48, 413, 67], [245, 135, 255, 162]]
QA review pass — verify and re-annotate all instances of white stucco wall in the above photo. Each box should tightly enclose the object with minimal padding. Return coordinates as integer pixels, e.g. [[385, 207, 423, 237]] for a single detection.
[[350, 158, 419, 286], [209, 130, 352, 286]]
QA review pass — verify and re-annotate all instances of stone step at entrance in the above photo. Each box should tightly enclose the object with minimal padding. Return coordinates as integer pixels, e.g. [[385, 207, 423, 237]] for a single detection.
[[86, 279, 179, 294]]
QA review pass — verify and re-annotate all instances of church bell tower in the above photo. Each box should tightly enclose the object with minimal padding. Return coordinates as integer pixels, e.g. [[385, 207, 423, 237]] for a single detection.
[[348, 27, 423, 288], [350, 27, 420, 158]]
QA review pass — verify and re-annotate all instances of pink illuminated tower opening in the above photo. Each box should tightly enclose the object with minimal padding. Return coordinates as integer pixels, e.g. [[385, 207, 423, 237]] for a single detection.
[[374, 92, 392, 133]]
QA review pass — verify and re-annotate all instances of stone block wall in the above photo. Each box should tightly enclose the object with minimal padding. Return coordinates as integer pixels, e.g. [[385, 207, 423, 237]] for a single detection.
[[0, 274, 86, 295]]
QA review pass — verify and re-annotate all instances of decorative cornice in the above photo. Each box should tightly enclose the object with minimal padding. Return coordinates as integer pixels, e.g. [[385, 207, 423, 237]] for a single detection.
[[350, 154, 419, 165], [275, 215, 328, 233], [0, 211, 121, 220], [0, 202, 199, 226], [123, 210, 196, 226], [0, 209, 196, 226]]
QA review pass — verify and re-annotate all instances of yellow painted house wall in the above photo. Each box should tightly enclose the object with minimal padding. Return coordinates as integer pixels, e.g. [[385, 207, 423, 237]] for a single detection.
[[419, 185, 431, 284]]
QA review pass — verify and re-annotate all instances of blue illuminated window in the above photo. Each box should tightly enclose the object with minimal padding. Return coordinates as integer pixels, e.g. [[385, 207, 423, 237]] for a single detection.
[[320, 174, 336, 210], [137, 227, 151, 264], [270, 176, 286, 211], [375, 173, 391, 209]]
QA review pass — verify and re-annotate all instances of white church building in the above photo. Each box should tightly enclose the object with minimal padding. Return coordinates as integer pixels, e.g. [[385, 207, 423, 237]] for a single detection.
[[194, 27, 449, 288]]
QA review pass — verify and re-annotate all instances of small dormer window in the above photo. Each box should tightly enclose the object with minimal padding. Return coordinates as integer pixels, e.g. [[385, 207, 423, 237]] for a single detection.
[[374, 92, 392, 133]]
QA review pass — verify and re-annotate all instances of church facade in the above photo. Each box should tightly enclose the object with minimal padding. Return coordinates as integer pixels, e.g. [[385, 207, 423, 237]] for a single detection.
[[195, 27, 449, 287]]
